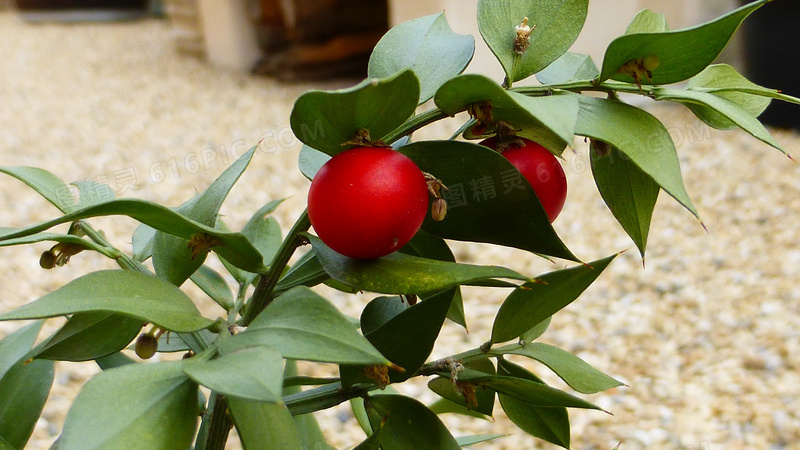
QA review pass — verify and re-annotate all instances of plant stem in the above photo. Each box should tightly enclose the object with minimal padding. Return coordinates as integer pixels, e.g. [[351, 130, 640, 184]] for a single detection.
[[382, 107, 450, 144], [201, 394, 232, 450], [241, 209, 311, 326]]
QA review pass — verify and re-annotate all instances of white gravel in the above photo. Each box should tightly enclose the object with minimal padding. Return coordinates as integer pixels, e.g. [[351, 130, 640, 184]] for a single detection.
[[1, 10, 799, 450]]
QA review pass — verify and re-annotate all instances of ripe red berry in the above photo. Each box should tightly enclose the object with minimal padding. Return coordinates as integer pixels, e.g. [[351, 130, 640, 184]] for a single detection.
[[308, 147, 429, 259], [480, 137, 567, 223]]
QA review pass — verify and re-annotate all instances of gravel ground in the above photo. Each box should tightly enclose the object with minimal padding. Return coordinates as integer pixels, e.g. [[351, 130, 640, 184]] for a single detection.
[[1, 11, 800, 450]]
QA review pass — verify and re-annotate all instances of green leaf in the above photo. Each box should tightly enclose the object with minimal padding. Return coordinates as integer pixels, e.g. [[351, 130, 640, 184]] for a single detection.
[[0, 321, 44, 381], [0, 270, 216, 333], [0, 230, 104, 256], [190, 265, 234, 311], [59, 361, 198, 450], [368, 13, 474, 104], [290, 70, 420, 155], [591, 144, 660, 258], [655, 87, 785, 154], [456, 434, 507, 447], [311, 235, 529, 295], [0, 358, 54, 449], [153, 146, 256, 286], [402, 230, 466, 329], [455, 369, 604, 411], [360, 296, 408, 336], [535, 52, 599, 85], [427, 357, 496, 416], [0, 166, 77, 213], [428, 398, 491, 420], [226, 286, 387, 365], [519, 316, 551, 345], [351, 288, 455, 383], [682, 64, 771, 130], [435, 74, 578, 154], [35, 312, 144, 362], [0, 198, 266, 273], [274, 249, 331, 295], [283, 360, 335, 450], [182, 346, 283, 402], [502, 343, 624, 394], [496, 359, 570, 448], [229, 399, 304, 450], [298, 144, 330, 181], [575, 95, 699, 219], [72, 179, 116, 208], [625, 9, 668, 34], [477, 0, 589, 84], [0, 436, 13, 450], [599, 0, 767, 84], [131, 223, 156, 262], [399, 140, 577, 261], [367, 394, 461, 450], [491, 254, 616, 345], [95, 352, 137, 370], [238, 207, 283, 285]]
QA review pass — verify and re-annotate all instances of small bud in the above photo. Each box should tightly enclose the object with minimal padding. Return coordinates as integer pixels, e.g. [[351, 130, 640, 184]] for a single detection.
[[514, 17, 534, 55], [362, 364, 390, 389], [135, 333, 159, 359], [39, 251, 57, 269], [432, 197, 447, 221], [642, 54, 660, 72]]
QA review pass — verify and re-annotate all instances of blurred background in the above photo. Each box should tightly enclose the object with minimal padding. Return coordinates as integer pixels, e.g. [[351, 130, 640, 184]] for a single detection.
[[1, 1, 799, 449]]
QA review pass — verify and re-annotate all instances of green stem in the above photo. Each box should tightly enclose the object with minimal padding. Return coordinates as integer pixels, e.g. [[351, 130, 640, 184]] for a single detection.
[[513, 80, 657, 98], [241, 209, 311, 327], [284, 382, 374, 416], [382, 108, 450, 144]]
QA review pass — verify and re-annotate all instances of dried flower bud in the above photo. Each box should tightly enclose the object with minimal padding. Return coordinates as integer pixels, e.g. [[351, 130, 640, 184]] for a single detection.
[[135, 333, 159, 359], [514, 17, 534, 55], [432, 197, 448, 221], [39, 250, 56, 269]]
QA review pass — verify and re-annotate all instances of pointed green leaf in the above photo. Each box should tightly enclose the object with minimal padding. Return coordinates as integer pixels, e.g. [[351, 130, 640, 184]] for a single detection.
[[399, 140, 577, 261], [190, 265, 234, 311], [496, 359, 570, 448], [0, 270, 215, 332], [311, 235, 529, 295], [153, 146, 256, 286], [228, 399, 304, 450], [367, 394, 460, 450], [0, 199, 266, 273], [59, 361, 198, 450], [625, 9, 668, 34], [0, 321, 44, 381], [0, 230, 103, 256], [238, 210, 283, 285], [183, 346, 283, 402], [274, 249, 331, 295], [0, 358, 54, 449], [456, 434, 508, 447], [427, 397, 492, 421], [95, 352, 136, 370], [535, 52, 599, 85], [369, 13, 474, 104], [575, 95, 699, 218], [35, 312, 144, 362], [227, 287, 387, 365], [655, 87, 785, 154], [591, 145, 660, 258], [455, 369, 603, 411], [477, 0, 589, 84], [503, 343, 624, 394], [290, 70, 420, 155], [599, 1, 767, 84], [349, 288, 455, 384], [491, 254, 616, 344], [298, 144, 331, 181], [434, 74, 578, 154], [360, 296, 408, 336], [0, 166, 77, 213]]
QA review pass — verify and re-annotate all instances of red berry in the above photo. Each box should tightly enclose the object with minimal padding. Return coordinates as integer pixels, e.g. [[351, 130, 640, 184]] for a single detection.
[[480, 137, 567, 223], [308, 147, 429, 259]]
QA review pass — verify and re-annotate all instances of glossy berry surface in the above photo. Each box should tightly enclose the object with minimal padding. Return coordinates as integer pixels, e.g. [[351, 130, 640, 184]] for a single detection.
[[308, 147, 429, 259], [481, 137, 567, 223]]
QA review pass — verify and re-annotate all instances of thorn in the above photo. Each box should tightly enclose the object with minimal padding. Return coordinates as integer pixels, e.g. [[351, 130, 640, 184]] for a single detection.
[[787, 153, 796, 163], [700, 220, 709, 233], [613, 440, 624, 450], [641, 255, 646, 269], [387, 362, 405, 372]]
